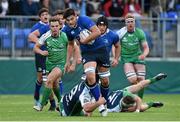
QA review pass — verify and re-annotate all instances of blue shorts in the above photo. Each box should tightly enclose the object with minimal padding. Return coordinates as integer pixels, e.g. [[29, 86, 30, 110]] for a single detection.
[[34, 45, 46, 72], [81, 47, 110, 68]]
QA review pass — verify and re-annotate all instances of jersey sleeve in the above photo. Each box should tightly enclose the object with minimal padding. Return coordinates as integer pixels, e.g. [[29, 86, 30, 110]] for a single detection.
[[80, 16, 95, 30], [116, 27, 127, 42], [123, 90, 136, 98], [138, 29, 146, 43], [38, 25, 50, 36], [38, 30, 51, 45], [112, 32, 120, 45]]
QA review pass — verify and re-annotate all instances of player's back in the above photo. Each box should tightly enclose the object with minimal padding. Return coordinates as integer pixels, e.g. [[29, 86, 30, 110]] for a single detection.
[[62, 81, 88, 116], [107, 90, 123, 112]]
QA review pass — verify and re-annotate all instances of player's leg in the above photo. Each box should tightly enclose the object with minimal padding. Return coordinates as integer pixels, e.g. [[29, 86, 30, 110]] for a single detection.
[[97, 50, 111, 101], [140, 102, 164, 112], [98, 66, 110, 101], [124, 63, 138, 84], [84, 62, 100, 101], [134, 63, 146, 99], [126, 73, 167, 94], [34, 54, 43, 106]]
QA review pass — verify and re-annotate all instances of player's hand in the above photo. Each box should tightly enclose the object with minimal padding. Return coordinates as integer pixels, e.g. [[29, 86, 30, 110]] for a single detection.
[[111, 58, 119, 67], [69, 64, 76, 72], [40, 51, 48, 56], [138, 54, 146, 60], [64, 62, 71, 73], [97, 97, 106, 106]]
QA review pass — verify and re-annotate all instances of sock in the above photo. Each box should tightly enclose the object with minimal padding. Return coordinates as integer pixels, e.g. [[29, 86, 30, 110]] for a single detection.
[[34, 80, 42, 101], [149, 78, 157, 84], [49, 99, 56, 108], [138, 88, 144, 99], [100, 85, 109, 101], [59, 80, 63, 95], [88, 83, 101, 101], [53, 87, 61, 103], [147, 102, 153, 108], [41, 87, 52, 106]]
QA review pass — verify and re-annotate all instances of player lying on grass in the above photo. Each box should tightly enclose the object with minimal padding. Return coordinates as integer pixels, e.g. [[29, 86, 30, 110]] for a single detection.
[[107, 73, 167, 113], [59, 73, 166, 116]]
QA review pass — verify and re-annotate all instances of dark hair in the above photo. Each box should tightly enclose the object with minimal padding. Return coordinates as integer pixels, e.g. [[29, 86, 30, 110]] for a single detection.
[[52, 9, 64, 16], [122, 96, 135, 106], [96, 16, 108, 27], [63, 8, 76, 19], [38, 8, 49, 17], [49, 16, 61, 25]]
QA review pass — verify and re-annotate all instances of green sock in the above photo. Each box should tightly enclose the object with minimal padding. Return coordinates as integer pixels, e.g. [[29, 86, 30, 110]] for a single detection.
[[138, 88, 144, 99], [41, 87, 52, 106], [53, 87, 61, 103], [149, 78, 156, 84], [147, 102, 153, 108]]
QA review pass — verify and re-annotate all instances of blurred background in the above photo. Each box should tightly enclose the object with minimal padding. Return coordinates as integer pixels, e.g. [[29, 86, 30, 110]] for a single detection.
[[0, 0, 180, 94]]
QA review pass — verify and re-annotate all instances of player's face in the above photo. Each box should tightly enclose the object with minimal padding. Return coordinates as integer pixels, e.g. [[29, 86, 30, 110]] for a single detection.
[[126, 18, 135, 32], [50, 21, 61, 37], [40, 12, 49, 24], [65, 15, 77, 28], [56, 14, 65, 25], [97, 24, 107, 35]]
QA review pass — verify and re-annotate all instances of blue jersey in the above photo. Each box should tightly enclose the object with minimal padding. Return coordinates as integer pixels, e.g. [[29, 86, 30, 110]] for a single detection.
[[61, 81, 92, 116], [107, 90, 123, 112], [62, 16, 107, 52], [31, 21, 49, 37], [102, 29, 119, 54], [38, 24, 50, 36]]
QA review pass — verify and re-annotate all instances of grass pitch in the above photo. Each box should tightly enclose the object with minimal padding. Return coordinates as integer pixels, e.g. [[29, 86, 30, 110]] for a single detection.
[[0, 94, 180, 121]]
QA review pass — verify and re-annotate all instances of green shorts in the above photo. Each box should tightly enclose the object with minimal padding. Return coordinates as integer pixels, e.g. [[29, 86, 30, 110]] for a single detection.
[[121, 56, 146, 65], [46, 61, 65, 73]]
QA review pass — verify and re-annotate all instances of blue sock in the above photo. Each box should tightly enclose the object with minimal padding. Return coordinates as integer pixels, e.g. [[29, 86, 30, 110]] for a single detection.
[[59, 80, 63, 95], [34, 80, 42, 101], [100, 85, 109, 101], [89, 83, 101, 101], [49, 99, 56, 108]]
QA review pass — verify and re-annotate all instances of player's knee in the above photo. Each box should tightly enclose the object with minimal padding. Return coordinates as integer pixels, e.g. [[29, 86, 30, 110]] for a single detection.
[[85, 67, 96, 85], [126, 72, 137, 84], [86, 74, 96, 85], [137, 71, 145, 81]]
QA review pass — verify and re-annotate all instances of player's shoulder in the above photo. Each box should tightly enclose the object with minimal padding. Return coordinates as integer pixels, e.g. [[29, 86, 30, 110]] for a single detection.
[[40, 30, 51, 40], [135, 27, 144, 33], [116, 27, 127, 39]]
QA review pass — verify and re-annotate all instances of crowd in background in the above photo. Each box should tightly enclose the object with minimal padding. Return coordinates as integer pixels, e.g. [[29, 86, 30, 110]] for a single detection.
[[0, 0, 180, 18]]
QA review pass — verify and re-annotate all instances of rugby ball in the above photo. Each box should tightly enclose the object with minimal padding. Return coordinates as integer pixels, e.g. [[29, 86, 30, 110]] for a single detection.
[[79, 29, 95, 45]]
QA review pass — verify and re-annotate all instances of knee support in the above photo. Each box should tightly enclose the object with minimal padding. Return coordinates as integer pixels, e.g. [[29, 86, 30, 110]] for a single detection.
[[84, 67, 96, 73], [98, 70, 110, 79], [126, 72, 137, 79]]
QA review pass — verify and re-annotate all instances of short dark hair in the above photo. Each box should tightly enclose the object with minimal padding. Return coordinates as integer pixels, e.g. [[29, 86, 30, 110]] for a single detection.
[[63, 8, 76, 19], [96, 16, 108, 27], [122, 96, 135, 107], [49, 16, 61, 25], [52, 9, 64, 16], [38, 8, 49, 17]]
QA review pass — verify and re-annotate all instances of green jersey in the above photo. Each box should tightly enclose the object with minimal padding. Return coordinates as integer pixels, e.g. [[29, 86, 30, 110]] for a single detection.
[[117, 27, 146, 64], [38, 30, 68, 72]]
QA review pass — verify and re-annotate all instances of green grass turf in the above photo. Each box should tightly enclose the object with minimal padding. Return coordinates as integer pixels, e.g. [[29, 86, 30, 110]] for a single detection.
[[0, 94, 180, 121]]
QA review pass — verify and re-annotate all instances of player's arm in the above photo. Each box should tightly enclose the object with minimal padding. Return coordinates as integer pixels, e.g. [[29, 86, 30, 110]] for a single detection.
[[133, 95, 142, 113], [28, 30, 40, 43], [111, 41, 120, 67], [81, 25, 101, 44], [139, 41, 149, 60], [68, 43, 80, 72], [83, 97, 106, 113], [65, 41, 75, 73], [33, 33, 48, 56]]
